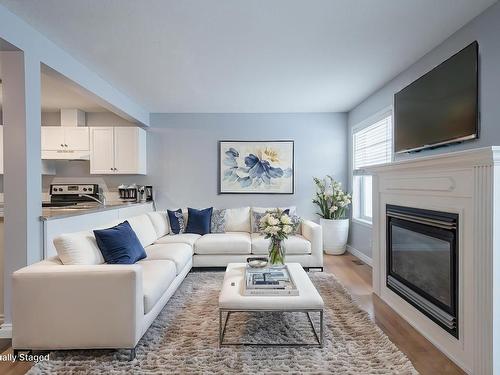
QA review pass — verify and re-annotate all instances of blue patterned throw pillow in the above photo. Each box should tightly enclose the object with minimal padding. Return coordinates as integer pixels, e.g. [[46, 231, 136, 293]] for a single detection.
[[252, 211, 266, 233], [211, 209, 226, 233], [289, 214, 302, 235], [167, 209, 185, 234]]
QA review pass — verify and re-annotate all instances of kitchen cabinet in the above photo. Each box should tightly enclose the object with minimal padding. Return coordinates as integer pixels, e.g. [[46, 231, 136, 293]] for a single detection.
[[90, 126, 146, 175], [62, 128, 90, 150], [41, 126, 90, 159], [41, 127, 65, 150], [90, 127, 114, 173]]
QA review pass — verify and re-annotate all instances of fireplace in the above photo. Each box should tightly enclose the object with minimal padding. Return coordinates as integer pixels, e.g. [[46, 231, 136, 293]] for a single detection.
[[386, 204, 458, 338]]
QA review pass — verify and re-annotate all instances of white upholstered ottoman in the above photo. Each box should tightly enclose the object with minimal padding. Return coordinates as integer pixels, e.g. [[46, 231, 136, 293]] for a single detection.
[[218, 262, 324, 347]]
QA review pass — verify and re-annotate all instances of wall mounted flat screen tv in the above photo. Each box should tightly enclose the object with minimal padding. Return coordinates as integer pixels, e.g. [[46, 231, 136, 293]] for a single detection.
[[394, 41, 479, 154]]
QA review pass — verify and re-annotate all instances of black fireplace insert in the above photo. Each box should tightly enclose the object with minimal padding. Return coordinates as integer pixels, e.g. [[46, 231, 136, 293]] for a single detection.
[[386, 204, 458, 338]]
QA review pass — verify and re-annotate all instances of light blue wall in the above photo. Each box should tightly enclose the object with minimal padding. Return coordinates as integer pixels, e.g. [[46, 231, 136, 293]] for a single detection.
[[48, 112, 347, 220], [148, 113, 347, 220], [347, 2, 500, 259]]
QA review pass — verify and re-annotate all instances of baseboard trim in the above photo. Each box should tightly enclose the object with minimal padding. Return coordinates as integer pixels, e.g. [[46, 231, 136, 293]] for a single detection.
[[0, 323, 12, 339], [346, 245, 373, 267]]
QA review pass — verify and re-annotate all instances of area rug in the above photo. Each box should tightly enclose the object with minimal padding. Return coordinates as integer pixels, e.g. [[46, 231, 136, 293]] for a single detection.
[[28, 272, 418, 374]]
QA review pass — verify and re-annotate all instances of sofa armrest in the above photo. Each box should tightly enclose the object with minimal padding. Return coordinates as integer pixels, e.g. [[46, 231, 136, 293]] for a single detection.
[[13, 261, 143, 350], [301, 220, 323, 267]]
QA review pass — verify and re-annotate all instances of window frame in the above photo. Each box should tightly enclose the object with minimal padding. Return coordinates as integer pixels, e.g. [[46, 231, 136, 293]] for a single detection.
[[351, 106, 393, 226], [352, 175, 374, 226]]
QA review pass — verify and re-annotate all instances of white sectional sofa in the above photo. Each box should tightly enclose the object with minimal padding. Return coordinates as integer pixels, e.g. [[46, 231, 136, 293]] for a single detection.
[[12, 207, 322, 358]]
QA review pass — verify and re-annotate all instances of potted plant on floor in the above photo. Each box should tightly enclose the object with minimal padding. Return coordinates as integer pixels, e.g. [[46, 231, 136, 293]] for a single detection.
[[313, 176, 352, 255]]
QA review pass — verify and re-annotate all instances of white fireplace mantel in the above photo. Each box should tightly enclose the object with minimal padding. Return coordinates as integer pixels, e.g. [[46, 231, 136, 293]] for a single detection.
[[367, 146, 500, 375]]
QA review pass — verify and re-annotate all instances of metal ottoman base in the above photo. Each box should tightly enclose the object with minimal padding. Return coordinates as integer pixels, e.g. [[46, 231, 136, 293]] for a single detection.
[[219, 308, 324, 347]]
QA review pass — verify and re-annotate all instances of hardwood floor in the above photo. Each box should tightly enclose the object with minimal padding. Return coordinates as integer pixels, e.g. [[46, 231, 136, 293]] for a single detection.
[[323, 253, 465, 375], [0, 339, 33, 375], [0, 253, 464, 374]]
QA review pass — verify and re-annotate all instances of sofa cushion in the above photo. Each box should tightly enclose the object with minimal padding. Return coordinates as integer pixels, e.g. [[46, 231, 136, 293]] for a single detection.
[[137, 260, 177, 314], [251, 233, 311, 255], [225, 207, 251, 232], [144, 243, 192, 273], [127, 214, 158, 247], [146, 211, 170, 238], [94, 221, 147, 264], [185, 207, 213, 235], [155, 233, 201, 247], [195, 232, 251, 255], [53, 230, 105, 265]]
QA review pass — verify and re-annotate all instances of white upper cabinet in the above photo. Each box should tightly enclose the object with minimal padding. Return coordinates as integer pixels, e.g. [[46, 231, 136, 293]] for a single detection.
[[114, 127, 145, 174], [64, 127, 91, 151], [41, 127, 65, 150], [90, 127, 114, 174], [90, 126, 146, 175], [41, 127, 90, 159]]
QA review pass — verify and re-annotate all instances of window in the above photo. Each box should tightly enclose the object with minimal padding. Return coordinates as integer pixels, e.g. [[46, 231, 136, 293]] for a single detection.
[[352, 110, 392, 224]]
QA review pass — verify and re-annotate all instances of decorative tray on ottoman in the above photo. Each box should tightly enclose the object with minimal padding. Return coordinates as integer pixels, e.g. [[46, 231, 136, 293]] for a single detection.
[[244, 264, 298, 296]]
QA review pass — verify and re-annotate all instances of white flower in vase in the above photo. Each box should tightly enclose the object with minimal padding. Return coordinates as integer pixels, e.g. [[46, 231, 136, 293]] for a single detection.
[[280, 215, 292, 225]]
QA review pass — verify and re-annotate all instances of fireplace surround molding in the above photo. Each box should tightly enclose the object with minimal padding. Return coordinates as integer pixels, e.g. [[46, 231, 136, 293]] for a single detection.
[[368, 146, 500, 375]]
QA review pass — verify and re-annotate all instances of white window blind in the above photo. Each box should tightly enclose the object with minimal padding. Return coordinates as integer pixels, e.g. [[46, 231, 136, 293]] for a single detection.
[[353, 114, 392, 172]]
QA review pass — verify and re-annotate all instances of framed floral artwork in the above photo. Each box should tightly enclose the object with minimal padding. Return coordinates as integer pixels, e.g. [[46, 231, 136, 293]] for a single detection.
[[218, 140, 294, 194]]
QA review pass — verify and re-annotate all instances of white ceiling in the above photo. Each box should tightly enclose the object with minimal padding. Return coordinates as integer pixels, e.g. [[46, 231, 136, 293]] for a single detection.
[[39, 68, 107, 112], [0, 0, 497, 113], [0, 69, 107, 112]]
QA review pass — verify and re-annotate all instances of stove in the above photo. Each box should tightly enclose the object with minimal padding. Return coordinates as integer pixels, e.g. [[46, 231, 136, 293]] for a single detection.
[[45, 184, 101, 207]]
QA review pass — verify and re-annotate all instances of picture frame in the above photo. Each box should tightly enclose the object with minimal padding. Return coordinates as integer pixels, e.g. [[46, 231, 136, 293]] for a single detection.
[[218, 140, 294, 194]]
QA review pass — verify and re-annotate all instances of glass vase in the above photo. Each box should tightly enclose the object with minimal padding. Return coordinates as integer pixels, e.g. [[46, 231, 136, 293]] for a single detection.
[[268, 238, 285, 268]]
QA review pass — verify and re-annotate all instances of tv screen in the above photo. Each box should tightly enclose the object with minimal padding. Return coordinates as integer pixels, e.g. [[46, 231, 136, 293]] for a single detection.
[[394, 41, 478, 153]]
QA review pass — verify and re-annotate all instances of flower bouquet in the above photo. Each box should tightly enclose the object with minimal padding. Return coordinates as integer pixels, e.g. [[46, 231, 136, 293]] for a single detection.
[[259, 209, 300, 267]]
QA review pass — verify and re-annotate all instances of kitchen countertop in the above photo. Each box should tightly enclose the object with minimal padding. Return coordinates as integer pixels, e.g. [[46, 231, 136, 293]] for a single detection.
[[40, 201, 154, 221]]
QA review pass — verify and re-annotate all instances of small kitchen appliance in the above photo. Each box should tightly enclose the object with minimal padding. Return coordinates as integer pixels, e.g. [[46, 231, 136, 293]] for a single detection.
[[145, 186, 153, 201], [118, 184, 138, 201], [137, 185, 154, 203]]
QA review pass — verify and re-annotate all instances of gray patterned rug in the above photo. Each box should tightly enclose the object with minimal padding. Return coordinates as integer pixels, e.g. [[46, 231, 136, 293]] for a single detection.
[[28, 272, 418, 374]]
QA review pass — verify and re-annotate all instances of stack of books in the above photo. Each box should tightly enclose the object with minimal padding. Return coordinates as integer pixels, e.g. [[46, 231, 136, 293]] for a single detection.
[[243, 265, 299, 296]]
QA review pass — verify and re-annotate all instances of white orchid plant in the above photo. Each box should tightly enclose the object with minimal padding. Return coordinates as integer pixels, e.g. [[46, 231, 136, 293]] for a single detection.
[[313, 175, 352, 220], [259, 209, 299, 241]]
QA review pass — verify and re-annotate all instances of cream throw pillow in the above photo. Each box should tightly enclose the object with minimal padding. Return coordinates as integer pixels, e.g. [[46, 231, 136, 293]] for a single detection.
[[225, 207, 251, 232], [53, 230, 105, 265]]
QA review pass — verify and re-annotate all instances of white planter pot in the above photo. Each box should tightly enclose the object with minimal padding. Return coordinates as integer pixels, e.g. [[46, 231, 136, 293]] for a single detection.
[[320, 218, 349, 255]]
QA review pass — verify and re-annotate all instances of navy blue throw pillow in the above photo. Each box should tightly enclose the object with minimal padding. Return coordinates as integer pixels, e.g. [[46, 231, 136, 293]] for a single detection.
[[185, 207, 213, 235], [167, 209, 185, 234], [93, 221, 146, 264]]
